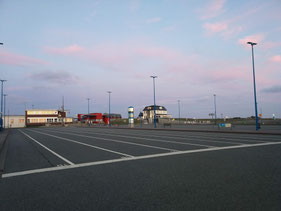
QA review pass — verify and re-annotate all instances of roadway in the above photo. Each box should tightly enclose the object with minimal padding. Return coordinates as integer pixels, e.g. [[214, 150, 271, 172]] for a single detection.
[[0, 127, 281, 210]]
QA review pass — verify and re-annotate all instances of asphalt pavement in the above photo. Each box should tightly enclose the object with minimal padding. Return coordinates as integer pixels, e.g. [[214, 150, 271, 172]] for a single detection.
[[0, 127, 281, 210]]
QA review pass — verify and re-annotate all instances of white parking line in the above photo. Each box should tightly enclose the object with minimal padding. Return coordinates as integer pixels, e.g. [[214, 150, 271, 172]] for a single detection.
[[75, 129, 242, 146], [28, 129, 134, 158], [47, 128, 214, 148], [84, 129, 267, 144], [83, 128, 276, 143], [3, 140, 281, 178], [18, 129, 74, 165], [38, 129, 179, 152]]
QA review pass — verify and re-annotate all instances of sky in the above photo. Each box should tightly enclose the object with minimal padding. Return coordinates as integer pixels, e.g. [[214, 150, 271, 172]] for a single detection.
[[0, 0, 281, 118]]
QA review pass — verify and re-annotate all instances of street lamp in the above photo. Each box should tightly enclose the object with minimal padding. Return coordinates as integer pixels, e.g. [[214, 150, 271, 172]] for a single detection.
[[150, 76, 157, 128], [0, 79, 7, 131], [214, 94, 217, 125], [86, 98, 90, 124], [178, 100, 181, 125], [3, 94, 7, 128], [107, 91, 112, 127], [247, 41, 260, 130]]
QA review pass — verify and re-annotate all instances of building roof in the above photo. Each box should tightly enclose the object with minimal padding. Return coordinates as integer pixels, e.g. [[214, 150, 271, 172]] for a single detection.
[[143, 105, 167, 111]]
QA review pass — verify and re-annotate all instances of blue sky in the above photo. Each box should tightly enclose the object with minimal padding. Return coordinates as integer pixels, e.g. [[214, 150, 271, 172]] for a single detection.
[[0, 0, 281, 118]]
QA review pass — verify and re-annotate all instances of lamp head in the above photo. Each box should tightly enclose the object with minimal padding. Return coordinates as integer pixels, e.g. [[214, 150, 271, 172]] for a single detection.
[[247, 42, 257, 46]]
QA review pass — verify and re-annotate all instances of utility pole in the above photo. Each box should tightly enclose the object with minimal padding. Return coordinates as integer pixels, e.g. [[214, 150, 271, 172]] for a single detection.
[[3, 94, 7, 128], [107, 92, 111, 127], [214, 94, 217, 125], [247, 41, 260, 130], [0, 79, 7, 131], [62, 96, 65, 126], [150, 76, 157, 128], [178, 100, 181, 125], [87, 98, 90, 124]]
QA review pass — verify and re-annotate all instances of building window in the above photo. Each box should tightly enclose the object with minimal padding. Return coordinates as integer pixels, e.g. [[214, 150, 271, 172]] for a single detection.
[[47, 119, 53, 123], [11, 119, 14, 124], [19, 119, 24, 123]]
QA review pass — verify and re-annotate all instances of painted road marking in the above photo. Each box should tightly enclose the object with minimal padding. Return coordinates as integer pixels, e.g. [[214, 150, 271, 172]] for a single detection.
[[47, 128, 214, 148], [78, 129, 243, 146], [28, 129, 134, 158], [82, 128, 279, 143], [18, 129, 74, 165], [4, 140, 281, 179], [84, 129, 268, 144], [41, 129, 179, 152]]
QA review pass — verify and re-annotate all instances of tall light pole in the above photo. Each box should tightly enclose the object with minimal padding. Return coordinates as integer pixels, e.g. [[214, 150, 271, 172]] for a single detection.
[[3, 94, 7, 128], [247, 42, 260, 130], [86, 98, 90, 124], [178, 100, 181, 125], [214, 94, 217, 125], [107, 91, 112, 127], [0, 79, 7, 131], [150, 76, 157, 128]]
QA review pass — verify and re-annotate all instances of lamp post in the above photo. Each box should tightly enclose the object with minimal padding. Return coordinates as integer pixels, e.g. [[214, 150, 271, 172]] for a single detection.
[[3, 94, 7, 128], [178, 100, 181, 125], [214, 94, 217, 125], [107, 91, 111, 127], [86, 98, 90, 124], [150, 76, 157, 128], [0, 79, 7, 131], [247, 41, 260, 130]]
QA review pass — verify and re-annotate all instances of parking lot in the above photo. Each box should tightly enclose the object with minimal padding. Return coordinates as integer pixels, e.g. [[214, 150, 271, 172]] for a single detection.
[[1, 127, 281, 210]]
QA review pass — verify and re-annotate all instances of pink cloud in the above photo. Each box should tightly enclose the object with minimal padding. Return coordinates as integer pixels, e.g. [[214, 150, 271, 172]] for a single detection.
[[204, 22, 228, 33], [221, 26, 243, 39], [261, 41, 281, 49], [44, 44, 84, 55], [0, 50, 49, 66], [238, 34, 265, 46], [146, 17, 161, 24], [200, 0, 226, 20], [270, 55, 281, 63]]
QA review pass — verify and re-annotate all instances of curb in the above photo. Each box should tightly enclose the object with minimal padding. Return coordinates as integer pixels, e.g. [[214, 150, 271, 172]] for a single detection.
[[87, 126, 281, 136]]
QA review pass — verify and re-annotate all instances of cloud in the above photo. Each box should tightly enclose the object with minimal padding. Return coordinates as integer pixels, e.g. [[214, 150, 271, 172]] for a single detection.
[[204, 22, 228, 33], [163, 25, 177, 32], [261, 86, 281, 93], [238, 34, 265, 46], [270, 55, 281, 63], [146, 17, 161, 24], [262, 41, 281, 49], [221, 26, 243, 39], [200, 0, 226, 20], [44, 44, 84, 55], [0, 49, 49, 66], [28, 70, 80, 84], [129, 0, 141, 12]]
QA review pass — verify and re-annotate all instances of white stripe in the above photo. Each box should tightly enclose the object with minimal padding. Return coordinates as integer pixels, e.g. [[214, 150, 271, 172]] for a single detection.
[[41, 129, 179, 152], [50, 128, 214, 148], [28, 129, 134, 158], [18, 129, 74, 165], [83, 128, 279, 143], [87, 129, 268, 144], [75, 129, 242, 146], [3, 141, 281, 178]]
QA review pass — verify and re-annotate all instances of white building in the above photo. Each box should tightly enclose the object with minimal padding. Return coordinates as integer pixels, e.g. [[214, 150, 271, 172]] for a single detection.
[[4, 115, 25, 128], [25, 109, 72, 126], [140, 105, 172, 122]]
